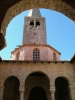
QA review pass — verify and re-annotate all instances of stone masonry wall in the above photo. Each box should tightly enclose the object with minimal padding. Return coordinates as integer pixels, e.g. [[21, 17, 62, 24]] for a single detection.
[[23, 17, 46, 45], [0, 61, 75, 100]]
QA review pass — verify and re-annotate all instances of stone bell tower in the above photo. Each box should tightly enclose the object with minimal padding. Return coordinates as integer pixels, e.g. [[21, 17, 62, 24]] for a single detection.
[[11, 8, 61, 61], [22, 9, 47, 45]]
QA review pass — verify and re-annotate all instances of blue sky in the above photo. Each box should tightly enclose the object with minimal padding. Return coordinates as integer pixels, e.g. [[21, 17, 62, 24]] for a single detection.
[[0, 8, 75, 60]]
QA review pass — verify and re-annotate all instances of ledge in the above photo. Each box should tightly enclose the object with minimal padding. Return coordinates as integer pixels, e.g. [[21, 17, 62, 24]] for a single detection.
[[0, 60, 70, 64]]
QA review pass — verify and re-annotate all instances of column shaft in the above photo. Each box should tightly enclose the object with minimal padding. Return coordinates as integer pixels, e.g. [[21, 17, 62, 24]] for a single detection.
[[34, 20, 36, 26], [50, 87, 55, 100], [19, 88, 25, 100]]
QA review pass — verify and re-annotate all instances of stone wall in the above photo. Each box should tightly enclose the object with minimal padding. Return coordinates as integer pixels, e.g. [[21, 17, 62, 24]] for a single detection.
[[23, 17, 46, 45], [0, 61, 75, 100]]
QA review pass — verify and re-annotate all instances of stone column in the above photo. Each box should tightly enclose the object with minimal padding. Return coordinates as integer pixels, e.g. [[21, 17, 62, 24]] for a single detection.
[[50, 87, 56, 100], [19, 88, 25, 100], [0, 86, 4, 100], [34, 20, 36, 26], [69, 85, 75, 100]]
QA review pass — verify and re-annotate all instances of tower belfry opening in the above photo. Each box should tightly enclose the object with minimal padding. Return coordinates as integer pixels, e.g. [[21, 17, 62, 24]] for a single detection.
[[36, 21, 40, 25], [22, 8, 47, 45], [30, 21, 34, 25]]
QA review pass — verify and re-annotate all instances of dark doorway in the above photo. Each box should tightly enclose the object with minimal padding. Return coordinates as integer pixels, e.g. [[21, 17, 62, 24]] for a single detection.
[[55, 77, 71, 100], [28, 86, 47, 100], [3, 76, 20, 100]]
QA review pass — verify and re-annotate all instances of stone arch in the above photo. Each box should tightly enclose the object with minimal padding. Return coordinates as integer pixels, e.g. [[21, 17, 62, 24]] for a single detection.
[[55, 77, 71, 100], [1, 0, 75, 36], [3, 75, 20, 85], [24, 71, 50, 100], [0, 33, 6, 50], [3, 76, 20, 100], [55, 76, 70, 86], [25, 70, 50, 83]]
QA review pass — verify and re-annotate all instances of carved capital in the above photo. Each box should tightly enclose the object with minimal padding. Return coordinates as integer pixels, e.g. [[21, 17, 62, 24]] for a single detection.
[[19, 88, 25, 93], [50, 87, 56, 94]]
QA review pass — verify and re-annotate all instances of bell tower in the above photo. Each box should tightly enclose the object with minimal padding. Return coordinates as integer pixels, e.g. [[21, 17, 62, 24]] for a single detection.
[[11, 9, 61, 61], [22, 9, 47, 45]]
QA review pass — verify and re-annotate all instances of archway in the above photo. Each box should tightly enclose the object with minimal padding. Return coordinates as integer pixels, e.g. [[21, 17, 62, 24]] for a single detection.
[[1, 0, 75, 36], [55, 77, 71, 100], [3, 76, 20, 100], [25, 72, 50, 100], [28, 86, 47, 100]]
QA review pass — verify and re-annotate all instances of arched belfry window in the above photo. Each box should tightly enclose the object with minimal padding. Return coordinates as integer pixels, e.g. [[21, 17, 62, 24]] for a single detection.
[[53, 52, 57, 61], [30, 21, 34, 25], [33, 49, 40, 61], [36, 21, 40, 26]]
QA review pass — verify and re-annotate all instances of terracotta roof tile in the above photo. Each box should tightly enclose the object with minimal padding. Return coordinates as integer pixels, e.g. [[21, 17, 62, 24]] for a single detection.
[[11, 44, 61, 55]]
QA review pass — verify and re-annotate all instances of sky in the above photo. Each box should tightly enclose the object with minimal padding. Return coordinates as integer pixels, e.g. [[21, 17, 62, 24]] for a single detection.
[[0, 8, 75, 60]]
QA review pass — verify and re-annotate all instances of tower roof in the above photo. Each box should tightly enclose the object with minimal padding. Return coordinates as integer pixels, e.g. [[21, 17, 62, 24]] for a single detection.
[[28, 9, 41, 17]]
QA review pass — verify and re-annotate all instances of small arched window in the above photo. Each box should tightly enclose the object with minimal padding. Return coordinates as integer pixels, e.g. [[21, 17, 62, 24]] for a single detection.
[[30, 21, 34, 25], [53, 52, 57, 61], [16, 52, 20, 60], [36, 21, 40, 26], [33, 49, 40, 61]]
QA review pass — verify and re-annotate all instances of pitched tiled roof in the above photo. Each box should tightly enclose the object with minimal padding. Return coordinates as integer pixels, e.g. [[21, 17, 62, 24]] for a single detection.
[[70, 54, 75, 63], [11, 44, 61, 55]]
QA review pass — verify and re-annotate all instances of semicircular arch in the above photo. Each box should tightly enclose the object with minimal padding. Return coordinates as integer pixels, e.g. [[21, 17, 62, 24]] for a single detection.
[[55, 76, 70, 86], [3, 75, 20, 86], [1, 0, 75, 36], [25, 70, 50, 84]]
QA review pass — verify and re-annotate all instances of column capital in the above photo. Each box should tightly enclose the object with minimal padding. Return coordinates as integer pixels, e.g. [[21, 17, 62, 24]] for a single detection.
[[69, 85, 75, 88], [19, 88, 25, 93], [50, 87, 56, 93], [19, 88, 25, 100]]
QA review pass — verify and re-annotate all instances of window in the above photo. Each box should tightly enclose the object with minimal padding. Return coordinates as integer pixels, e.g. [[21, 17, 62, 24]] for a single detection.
[[16, 52, 20, 60], [36, 21, 40, 26], [30, 21, 40, 26], [53, 52, 57, 61], [33, 49, 40, 61], [30, 21, 34, 25]]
